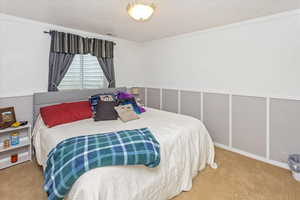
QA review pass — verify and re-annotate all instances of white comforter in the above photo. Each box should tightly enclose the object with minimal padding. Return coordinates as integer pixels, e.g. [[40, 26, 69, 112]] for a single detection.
[[33, 108, 215, 200]]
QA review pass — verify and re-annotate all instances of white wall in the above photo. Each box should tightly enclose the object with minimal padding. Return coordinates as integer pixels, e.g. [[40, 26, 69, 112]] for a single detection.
[[1, 10, 300, 100], [141, 10, 300, 99], [0, 14, 145, 98]]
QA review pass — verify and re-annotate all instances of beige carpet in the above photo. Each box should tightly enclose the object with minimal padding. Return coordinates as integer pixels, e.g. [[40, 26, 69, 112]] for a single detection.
[[0, 147, 299, 200]]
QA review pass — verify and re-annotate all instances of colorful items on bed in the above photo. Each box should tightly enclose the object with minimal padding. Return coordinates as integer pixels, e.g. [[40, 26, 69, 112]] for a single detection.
[[116, 91, 145, 114], [44, 128, 160, 200], [40, 101, 92, 128], [89, 91, 145, 122]]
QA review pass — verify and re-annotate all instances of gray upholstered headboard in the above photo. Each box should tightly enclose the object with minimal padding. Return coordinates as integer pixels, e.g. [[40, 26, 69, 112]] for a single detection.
[[33, 87, 127, 124]]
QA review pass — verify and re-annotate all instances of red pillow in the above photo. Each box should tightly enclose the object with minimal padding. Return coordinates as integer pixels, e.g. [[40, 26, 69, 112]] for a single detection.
[[40, 101, 92, 128]]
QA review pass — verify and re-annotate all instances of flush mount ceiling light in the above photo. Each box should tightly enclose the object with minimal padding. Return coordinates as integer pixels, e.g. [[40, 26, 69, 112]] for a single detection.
[[127, 1, 156, 21]]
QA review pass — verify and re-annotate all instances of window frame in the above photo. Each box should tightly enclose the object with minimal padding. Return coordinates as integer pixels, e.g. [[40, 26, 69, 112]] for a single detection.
[[58, 54, 108, 90]]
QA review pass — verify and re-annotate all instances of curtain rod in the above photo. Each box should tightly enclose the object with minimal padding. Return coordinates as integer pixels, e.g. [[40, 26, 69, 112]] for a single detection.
[[43, 31, 116, 45]]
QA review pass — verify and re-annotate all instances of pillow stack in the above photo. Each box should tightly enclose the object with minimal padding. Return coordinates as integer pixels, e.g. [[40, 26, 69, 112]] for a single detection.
[[90, 91, 146, 123], [39, 91, 146, 128]]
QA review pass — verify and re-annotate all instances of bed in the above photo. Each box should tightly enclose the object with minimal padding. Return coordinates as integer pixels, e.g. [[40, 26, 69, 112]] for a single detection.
[[32, 88, 216, 200]]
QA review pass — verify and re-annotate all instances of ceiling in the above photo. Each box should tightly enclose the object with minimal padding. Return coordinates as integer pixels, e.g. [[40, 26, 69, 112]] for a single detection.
[[1, 0, 300, 42]]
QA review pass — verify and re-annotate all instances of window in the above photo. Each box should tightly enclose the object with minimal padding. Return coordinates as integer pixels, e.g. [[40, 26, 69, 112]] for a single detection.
[[58, 54, 107, 90]]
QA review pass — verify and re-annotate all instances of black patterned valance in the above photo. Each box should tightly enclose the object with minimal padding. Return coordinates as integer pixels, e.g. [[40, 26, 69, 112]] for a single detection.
[[50, 30, 114, 58]]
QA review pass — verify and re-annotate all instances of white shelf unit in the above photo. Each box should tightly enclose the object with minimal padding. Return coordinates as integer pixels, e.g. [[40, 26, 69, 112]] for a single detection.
[[0, 124, 32, 169]]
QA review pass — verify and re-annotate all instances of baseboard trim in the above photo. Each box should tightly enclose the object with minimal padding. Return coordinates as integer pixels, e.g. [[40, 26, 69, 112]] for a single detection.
[[214, 143, 289, 170]]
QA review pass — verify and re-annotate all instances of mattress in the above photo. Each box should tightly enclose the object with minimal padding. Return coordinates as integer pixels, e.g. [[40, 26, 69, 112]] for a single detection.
[[33, 108, 215, 200]]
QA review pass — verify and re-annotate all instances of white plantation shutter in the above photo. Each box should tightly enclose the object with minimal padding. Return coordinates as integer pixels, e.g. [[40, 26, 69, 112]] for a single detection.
[[58, 54, 107, 90]]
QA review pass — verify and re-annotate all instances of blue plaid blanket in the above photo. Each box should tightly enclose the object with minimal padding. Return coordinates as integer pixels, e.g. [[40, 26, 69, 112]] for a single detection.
[[44, 128, 160, 200]]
